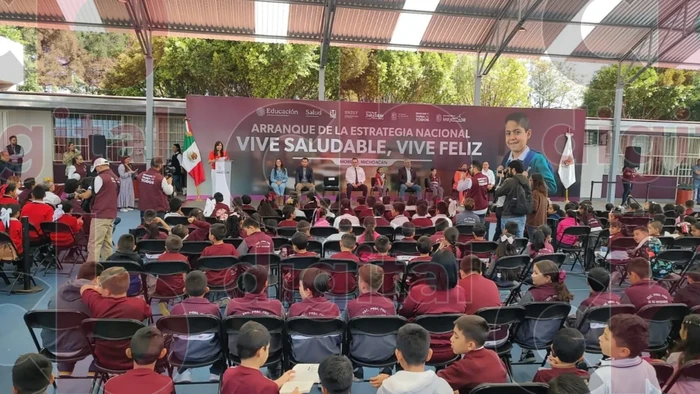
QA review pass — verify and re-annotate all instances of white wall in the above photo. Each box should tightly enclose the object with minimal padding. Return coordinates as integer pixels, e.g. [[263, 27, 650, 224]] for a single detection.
[[580, 145, 607, 199], [0, 37, 24, 90], [2, 109, 54, 182]]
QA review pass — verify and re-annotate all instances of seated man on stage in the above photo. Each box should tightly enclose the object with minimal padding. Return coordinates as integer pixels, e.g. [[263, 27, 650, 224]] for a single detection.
[[398, 159, 422, 200], [295, 157, 316, 195], [345, 157, 368, 199]]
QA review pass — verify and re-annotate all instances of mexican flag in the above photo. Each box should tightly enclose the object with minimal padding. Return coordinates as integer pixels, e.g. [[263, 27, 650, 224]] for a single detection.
[[182, 118, 205, 186], [558, 131, 576, 190]]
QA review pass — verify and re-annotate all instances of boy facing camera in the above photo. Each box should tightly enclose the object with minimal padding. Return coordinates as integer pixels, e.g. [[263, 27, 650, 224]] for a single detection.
[[370, 323, 453, 394], [103, 327, 173, 394], [532, 328, 589, 383], [221, 321, 297, 394], [437, 315, 507, 393], [588, 314, 660, 393]]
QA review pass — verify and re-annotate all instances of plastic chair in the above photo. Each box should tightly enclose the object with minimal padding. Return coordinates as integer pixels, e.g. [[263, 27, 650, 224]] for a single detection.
[[555, 226, 591, 271], [284, 317, 346, 366], [307, 240, 323, 255], [475, 306, 526, 378], [504, 254, 562, 305], [414, 226, 436, 237], [24, 310, 92, 386], [223, 238, 243, 249], [663, 359, 700, 393], [196, 255, 240, 292], [277, 227, 297, 238], [136, 239, 166, 255], [180, 241, 212, 257], [649, 361, 675, 389], [40, 221, 86, 277], [413, 314, 463, 368], [471, 383, 549, 394], [376, 226, 394, 241], [513, 238, 528, 255], [156, 315, 224, 382], [461, 241, 498, 262], [310, 227, 339, 240], [223, 315, 285, 368], [653, 250, 696, 294], [321, 258, 359, 298], [672, 237, 700, 251], [486, 255, 530, 293], [0, 231, 26, 294], [347, 316, 407, 368], [512, 302, 572, 366], [575, 304, 636, 353], [391, 241, 420, 257], [80, 318, 146, 388], [351, 226, 365, 236], [164, 216, 189, 226], [322, 240, 341, 258], [636, 303, 689, 352], [455, 225, 474, 243]]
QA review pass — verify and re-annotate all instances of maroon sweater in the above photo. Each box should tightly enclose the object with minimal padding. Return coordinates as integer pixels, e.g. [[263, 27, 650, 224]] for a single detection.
[[674, 282, 700, 309], [346, 292, 395, 318], [621, 279, 671, 310], [187, 219, 211, 241], [137, 168, 169, 212], [200, 242, 239, 286], [438, 348, 508, 393]]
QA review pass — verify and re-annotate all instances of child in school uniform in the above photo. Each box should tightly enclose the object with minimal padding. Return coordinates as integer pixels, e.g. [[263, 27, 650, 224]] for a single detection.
[[555, 209, 579, 249], [666, 314, 700, 394], [437, 315, 508, 393], [403, 236, 433, 289], [400, 250, 468, 364], [186, 208, 211, 241], [278, 205, 298, 227], [0, 203, 23, 258], [410, 203, 433, 228], [164, 198, 184, 218], [588, 314, 661, 393], [282, 232, 319, 302], [532, 328, 589, 383], [568, 268, 621, 347], [106, 234, 145, 297], [220, 322, 297, 394], [170, 271, 224, 383], [345, 264, 396, 378], [674, 267, 700, 309], [517, 259, 574, 363], [429, 218, 450, 244], [103, 327, 173, 394], [237, 217, 274, 255], [313, 207, 331, 227], [459, 255, 501, 315], [529, 228, 554, 259], [200, 223, 239, 290], [11, 353, 54, 394], [79, 267, 152, 371], [363, 235, 393, 263], [50, 200, 83, 247], [288, 268, 341, 363], [329, 233, 360, 296], [369, 324, 453, 394], [154, 235, 190, 299], [20, 185, 54, 241]]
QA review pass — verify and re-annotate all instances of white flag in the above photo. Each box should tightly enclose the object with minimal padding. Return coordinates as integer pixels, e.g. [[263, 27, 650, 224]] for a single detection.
[[558, 133, 576, 190]]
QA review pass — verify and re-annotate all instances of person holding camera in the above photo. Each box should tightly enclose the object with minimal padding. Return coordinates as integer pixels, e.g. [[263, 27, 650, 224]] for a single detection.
[[494, 160, 532, 238], [118, 156, 137, 212], [137, 156, 174, 219]]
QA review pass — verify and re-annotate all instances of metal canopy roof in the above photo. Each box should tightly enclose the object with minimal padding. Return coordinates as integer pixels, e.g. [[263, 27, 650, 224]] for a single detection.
[[2, 0, 700, 70]]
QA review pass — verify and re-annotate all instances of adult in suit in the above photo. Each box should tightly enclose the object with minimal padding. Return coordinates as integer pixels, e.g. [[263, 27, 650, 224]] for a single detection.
[[345, 157, 368, 199], [6, 135, 23, 177], [295, 157, 316, 194], [398, 159, 422, 200]]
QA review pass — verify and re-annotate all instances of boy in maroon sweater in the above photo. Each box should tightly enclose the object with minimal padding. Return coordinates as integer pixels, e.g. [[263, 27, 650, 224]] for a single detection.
[[458, 255, 501, 315], [674, 267, 700, 308], [345, 264, 396, 379], [532, 328, 589, 383], [289, 268, 342, 363], [201, 223, 239, 288], [329, 233, 360, 295], [220, 321, 297, 394], [226, 266, 284, 317], [278, 204, 298, 227], [620, 258, 671, 310], [373, 203, 391, 226], [237, 217, 274, 255], [568, 267, 621, 346], [155, 235, 190, 299], [405, 236, 434, 289], [187, 208, 211, 241], [170, 270, 223, 383], [429, 218, 450, 244], [103, 327, 173, 394], [437, 315, 507, 393], [80, 267, 152, 371]]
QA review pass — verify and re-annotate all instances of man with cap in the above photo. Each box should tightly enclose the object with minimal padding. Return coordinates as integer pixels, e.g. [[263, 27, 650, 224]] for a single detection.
[[77, 158, 120, 261], [137, 157, 174, 219]]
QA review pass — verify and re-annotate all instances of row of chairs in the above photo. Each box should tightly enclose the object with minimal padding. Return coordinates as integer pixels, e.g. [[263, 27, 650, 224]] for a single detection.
[[25, 302, 700, 390]]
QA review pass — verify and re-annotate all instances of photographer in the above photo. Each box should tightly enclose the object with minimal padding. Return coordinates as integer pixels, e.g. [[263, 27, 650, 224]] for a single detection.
[[137, 156, 174, 219], [494, 160, 532, 238]]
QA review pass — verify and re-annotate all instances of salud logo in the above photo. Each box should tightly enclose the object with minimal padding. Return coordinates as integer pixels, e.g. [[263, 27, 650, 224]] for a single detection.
[[329, 110, 337, 119]]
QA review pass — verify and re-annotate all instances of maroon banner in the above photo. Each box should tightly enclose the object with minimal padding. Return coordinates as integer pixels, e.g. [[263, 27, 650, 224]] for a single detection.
[[186, 96, 586, 198]]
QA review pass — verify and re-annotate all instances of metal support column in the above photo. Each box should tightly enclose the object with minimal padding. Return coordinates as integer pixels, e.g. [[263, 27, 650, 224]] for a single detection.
[[474, 73, 482, 106], [607, 67, 624, 205], [319, 66, 326, 101], [145, 54, 154, 160]]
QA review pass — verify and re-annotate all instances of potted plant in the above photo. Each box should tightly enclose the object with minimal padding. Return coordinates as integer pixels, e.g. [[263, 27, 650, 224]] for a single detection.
[[676, 183, 694, 205]]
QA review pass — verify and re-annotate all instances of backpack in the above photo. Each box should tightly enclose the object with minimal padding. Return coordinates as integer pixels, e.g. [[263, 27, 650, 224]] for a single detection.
[[511, 180, 532, 215]]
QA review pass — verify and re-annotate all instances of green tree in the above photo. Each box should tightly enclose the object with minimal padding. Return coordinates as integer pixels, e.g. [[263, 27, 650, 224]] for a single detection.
[[0, 26, 40, 92], [584, 65, 700, 120], [528, 60, 583, 108], [452, 55, 530, 107]]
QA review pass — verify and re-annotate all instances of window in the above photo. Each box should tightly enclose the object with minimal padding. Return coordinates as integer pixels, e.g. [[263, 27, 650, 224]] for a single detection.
[[54, 113, 186, 163]]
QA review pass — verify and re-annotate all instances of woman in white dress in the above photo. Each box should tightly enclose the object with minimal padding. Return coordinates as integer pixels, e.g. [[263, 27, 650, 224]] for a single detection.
[[118, 155, 136, 212]]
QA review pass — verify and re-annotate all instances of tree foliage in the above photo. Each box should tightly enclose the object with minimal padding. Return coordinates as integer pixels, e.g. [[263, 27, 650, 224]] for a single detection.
[[583, 65, 700, 120], [528, 60, 583, 108]]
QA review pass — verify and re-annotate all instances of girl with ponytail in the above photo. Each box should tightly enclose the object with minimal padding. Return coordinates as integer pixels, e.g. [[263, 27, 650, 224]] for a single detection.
[[516, 259, 573, 363], [313, 207, 330, 227], [358, 216, 379, 243], [439, 227, 461, 258]]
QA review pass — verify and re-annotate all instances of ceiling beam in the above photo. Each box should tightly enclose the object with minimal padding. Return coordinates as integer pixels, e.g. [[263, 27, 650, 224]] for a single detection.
[[319, 0, 337, 68]]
